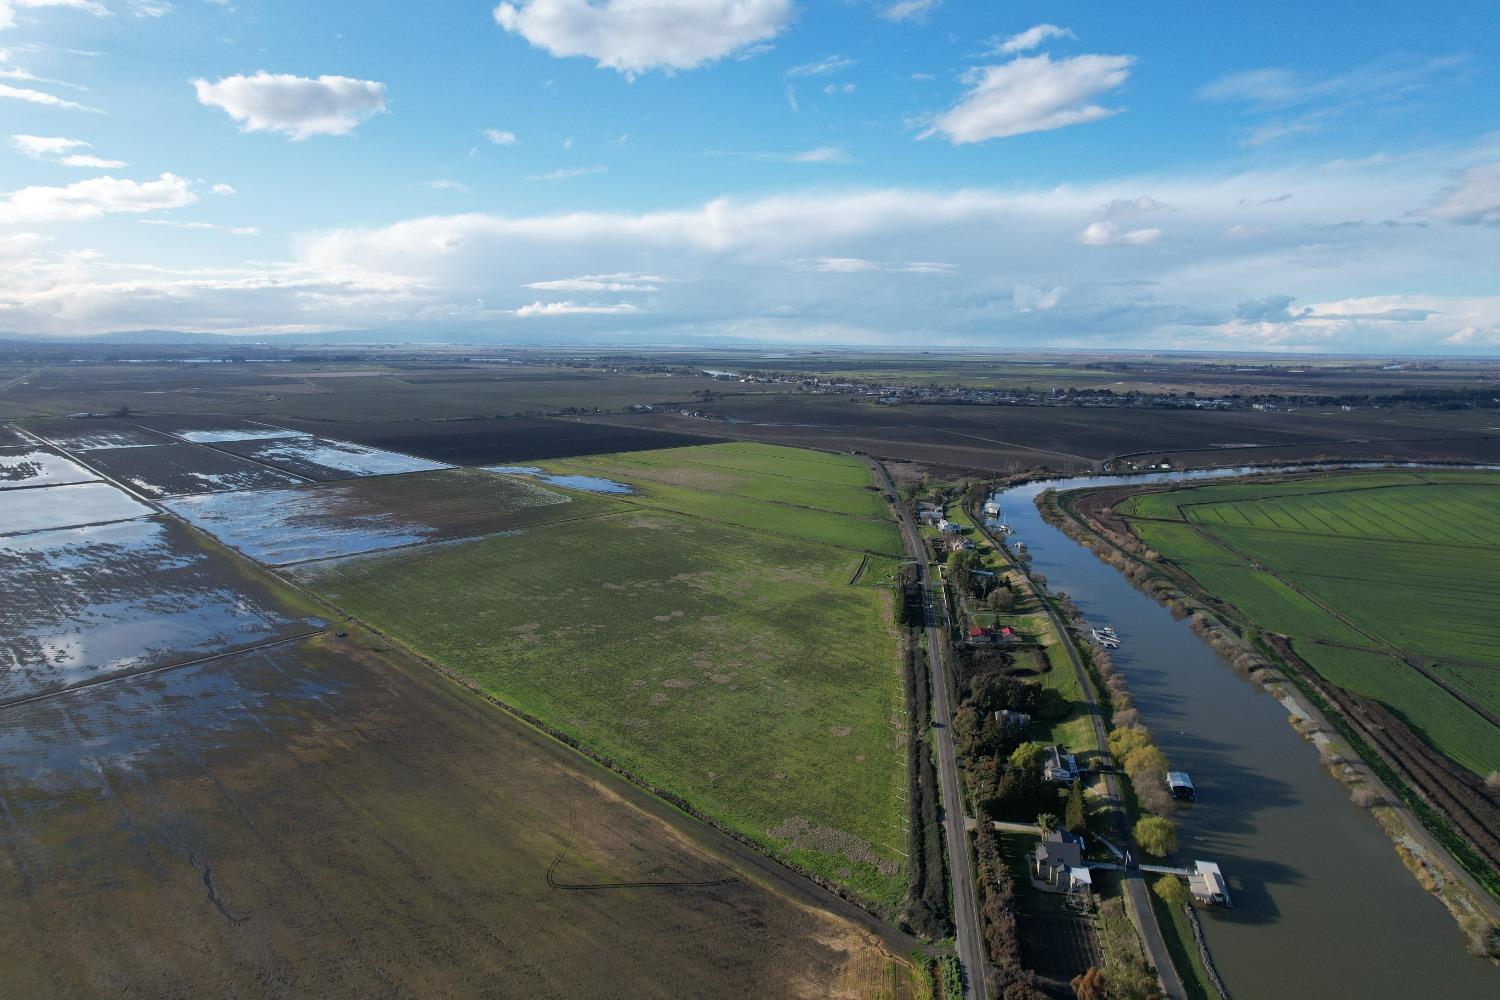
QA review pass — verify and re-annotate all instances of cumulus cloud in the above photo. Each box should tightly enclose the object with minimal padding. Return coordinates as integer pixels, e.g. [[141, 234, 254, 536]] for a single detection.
[[1076, 221, 1162, 246], [923, 53, 1133, 143], [8, 154, 1499, 350], [0, 172, 195, 224], [881, 0, 940, 23], [514, 299, 639, 316], [483, 127, 517, 146], [1425, 161, 1500, 227], [492, 0, 793, 75], [994, 24, 1076, 55], [193, 72, 387, 139]]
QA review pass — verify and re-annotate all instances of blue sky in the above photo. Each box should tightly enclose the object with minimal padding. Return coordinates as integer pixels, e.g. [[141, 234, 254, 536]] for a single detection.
[[1, 0, 1498, 352]]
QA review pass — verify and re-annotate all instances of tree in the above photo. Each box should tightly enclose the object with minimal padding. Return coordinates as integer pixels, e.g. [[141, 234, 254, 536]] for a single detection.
[[987, 587, 1016, 613], [1153, 875, 1191, 908], [1064, 778, 1086, 834], [1035, 812, 1059, 834], [1134, 816, 1178, 857], [1071, 967, 1107, 1000]]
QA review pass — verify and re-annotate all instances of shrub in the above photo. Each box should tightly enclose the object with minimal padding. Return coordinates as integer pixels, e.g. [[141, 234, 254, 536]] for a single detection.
[[1153, 874, 1190, 907]]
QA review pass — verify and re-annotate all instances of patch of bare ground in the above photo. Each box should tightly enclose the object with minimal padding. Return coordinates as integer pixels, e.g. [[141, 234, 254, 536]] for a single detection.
[[768, 817, 900, 878], [0, 633, 914, 998]]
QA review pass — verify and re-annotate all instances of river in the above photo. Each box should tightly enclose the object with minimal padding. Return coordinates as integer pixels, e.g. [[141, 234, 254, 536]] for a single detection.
[[996, 468, 1496, 999]]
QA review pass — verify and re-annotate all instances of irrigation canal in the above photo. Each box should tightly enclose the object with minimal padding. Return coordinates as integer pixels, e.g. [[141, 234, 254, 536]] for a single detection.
[[997, 468, 1495, 998]]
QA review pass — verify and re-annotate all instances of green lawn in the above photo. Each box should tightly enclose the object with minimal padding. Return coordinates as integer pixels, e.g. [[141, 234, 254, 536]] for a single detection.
[[297, 442, 910, 906], [1115, 470, 1500, 776]]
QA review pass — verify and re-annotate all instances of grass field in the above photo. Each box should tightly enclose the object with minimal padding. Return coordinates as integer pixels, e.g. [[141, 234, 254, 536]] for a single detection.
[[1116, 470, 1500, 776], [296, 443, 910, 906]]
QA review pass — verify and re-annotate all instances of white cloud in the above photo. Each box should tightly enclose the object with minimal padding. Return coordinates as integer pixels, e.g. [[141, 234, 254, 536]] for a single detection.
[[492, 0, 793, 75], [139, 218, 258, 235], [193, 72, 387, 139], [11, 134, 126, 167], [127, 0, 171, 16], [525, 164, 606, 182], [923, 53, 1133, 144], [0, 172, 196, 224], [805, 256, 954, 273], [823, 82, 855, 95], [514, 299, 639, 316], [11, 134, 86, 157], [0, 81, 98, 111], [994, 24, 1076, 55], [422, 179, 472, 193], [60, 153, 125, 167], [1425, 161, 1500, 227], [0, 0, 108, 31], [1076, 221, 1162, 246], [787, 55, 854, 77], [881, 0, 940, 23], [483, 127, 517, 146], [210, 182, 235, 195], [1013, 284, 1063, 312], [525, 273, 661, 292]]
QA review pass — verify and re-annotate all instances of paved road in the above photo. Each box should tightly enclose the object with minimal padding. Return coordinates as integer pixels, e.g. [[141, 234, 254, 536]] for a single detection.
[[972, 511, 1187, 999], [869, 460, 988, 1000]]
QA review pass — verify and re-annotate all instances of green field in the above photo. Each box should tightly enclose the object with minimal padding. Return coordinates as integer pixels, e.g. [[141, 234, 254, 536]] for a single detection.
[[296, 443, 910, 905], [539, 443, 903, 553], [1117, 470, 1500, 775]]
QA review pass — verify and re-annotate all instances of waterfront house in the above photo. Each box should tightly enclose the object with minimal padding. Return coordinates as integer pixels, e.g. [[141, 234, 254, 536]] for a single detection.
[[1035, 829, 1091, 899], [1044, 744, 1080, 784]]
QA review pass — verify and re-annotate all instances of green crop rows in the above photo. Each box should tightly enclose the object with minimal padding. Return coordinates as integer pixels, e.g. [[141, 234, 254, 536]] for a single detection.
[[1121, 470, 1500, 776]]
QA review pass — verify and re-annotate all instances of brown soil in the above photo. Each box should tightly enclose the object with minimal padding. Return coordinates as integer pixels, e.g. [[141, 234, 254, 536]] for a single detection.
[[0, 633, 914, 998]]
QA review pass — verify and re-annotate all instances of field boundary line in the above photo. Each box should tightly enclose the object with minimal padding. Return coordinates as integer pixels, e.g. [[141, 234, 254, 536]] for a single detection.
[[0, 628, 327, 714]]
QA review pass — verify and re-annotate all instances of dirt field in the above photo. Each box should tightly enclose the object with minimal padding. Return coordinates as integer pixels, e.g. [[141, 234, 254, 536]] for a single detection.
[[275, 416, 724, 464], [20, 417, 175, 451], [0, 633, 914, 999], [79, 443, 307, 498], [590, 397, 1500, 472]]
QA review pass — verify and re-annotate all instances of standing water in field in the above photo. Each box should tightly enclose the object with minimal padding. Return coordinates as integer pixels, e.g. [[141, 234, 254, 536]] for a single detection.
[[998, 469, 1496, 999], [486, 466, 635, 494]]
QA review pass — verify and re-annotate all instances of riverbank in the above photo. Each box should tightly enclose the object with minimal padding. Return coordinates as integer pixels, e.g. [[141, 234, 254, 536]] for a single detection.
[[991, 469, 1496, 999], [1040, 475, 1500, 963]]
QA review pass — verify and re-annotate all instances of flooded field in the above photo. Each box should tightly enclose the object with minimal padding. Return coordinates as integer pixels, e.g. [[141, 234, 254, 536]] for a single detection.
[[0, 634, 911, 999], [487, 465, 635, 493], [81, 443, 306, 498], [0, 425, 27, 448], [0, 448, 97, 489], [164, 467, 604, 565], [0, 482, 152, 535], [0, 517, 319, 703], [134, 415, 305, 443], [21, 418, 173, 451], [216, 434, 452, 480]]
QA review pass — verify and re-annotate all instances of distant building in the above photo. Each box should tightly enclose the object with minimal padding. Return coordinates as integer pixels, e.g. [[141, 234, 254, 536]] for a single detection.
[[937, 519, 960, 535], [629, 403, 654, 413], [967, 625, 992, 645]]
